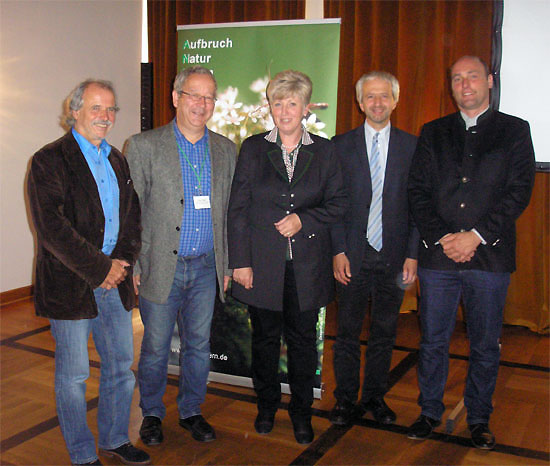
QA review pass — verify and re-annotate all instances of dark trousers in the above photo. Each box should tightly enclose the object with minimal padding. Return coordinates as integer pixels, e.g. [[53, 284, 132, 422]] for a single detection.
[[417, 267, 510, 424], [248, 261, 319, 420], [333, 244, 405, 404]]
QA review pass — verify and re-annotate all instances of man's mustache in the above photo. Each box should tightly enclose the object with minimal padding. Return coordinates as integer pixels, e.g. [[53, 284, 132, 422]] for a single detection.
[[93, 119, 113, 127]]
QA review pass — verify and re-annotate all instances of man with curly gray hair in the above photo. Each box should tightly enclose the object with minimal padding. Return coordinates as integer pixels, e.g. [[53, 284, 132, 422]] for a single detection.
[[28, 79, 148, 465]]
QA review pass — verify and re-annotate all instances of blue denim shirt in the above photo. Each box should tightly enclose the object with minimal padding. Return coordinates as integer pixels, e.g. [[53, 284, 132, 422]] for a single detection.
[[72, 128, 119, 255]]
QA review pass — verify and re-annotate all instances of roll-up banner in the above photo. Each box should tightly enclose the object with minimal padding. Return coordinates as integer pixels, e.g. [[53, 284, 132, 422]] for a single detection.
[[168, 19, 341, 398]]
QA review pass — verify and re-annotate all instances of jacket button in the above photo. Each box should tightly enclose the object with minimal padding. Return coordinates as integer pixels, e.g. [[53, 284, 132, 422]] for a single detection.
[[290, 193, 295, 198], [460, 229, 465, 232], [176, 226, 180, 231], [460, 202, 466, 208], [461, 176, 469, 183], [173, 250, 178, 255], [286, 210, 290, 214]]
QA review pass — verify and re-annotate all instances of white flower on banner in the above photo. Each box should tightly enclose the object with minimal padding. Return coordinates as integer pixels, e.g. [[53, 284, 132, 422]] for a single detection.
[[303, 113, 328, 139]]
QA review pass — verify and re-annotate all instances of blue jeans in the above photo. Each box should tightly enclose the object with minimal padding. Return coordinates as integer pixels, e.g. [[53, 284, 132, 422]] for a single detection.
[[138, 250, 216, 420], [50, 288, 135, 465], [417, 268, 510, 425]]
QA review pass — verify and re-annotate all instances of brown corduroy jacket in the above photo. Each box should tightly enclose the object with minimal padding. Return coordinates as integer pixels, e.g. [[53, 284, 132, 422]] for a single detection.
[[27, 131, 141, 319]]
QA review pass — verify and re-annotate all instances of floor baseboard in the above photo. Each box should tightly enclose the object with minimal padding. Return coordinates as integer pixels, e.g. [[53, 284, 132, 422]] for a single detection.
[[0, 285, 33, 307]]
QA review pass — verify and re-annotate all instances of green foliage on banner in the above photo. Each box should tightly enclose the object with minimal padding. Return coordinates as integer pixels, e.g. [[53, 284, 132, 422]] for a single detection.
[[177, 21, 341, 148]]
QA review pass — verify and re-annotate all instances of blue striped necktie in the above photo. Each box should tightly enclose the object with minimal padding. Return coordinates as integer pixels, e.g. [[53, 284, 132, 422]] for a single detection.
[[367, 132, 383, 251]]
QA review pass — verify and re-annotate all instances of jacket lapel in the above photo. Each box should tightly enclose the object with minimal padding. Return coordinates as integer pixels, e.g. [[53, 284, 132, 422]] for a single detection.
[[384, 127, 401, 196], [266, 146, 289, 183], [354, 126, 372, 194], [160, 124, 185, 198], [265, 134, 316, 187], [353, 125, 369, 172], [290, 146, 314, 188], [208, 130, 225, 211], [62, 133, 103, 210]]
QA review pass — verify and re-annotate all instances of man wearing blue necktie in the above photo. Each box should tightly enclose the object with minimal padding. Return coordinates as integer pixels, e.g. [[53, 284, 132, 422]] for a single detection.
[[28, 80, 148, 465], [330, 71, 419, 427]]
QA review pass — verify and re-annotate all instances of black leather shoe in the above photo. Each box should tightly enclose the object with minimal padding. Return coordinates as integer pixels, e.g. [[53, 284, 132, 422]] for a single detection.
[[407, 415, 441, 440], [179, 414, 216, 442], [357, 397, 396, 425], [329, 400, 355, 426], [139, 416, 163, 445], [469, 423, 495, 450], [291, 418, 314, 444], [99, 442, 150, 465], [254, 411, 275, 434]]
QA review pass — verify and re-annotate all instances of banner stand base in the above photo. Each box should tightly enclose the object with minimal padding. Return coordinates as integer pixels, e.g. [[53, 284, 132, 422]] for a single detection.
[[167, 367, 322, 399]]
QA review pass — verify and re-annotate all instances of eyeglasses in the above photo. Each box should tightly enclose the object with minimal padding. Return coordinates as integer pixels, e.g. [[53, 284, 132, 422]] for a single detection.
[[178, 91, 217, 105]]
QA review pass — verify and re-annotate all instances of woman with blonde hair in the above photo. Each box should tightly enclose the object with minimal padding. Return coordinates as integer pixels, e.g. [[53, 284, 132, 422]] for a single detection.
[[228, 70, 346, 444]]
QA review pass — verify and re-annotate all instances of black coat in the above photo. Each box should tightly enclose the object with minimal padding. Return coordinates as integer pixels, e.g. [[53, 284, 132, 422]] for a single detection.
[[228, 132, 347, 311], [408, 110, 535, 272], [331, 125, 419, 275], [27, 132, 141, 319]]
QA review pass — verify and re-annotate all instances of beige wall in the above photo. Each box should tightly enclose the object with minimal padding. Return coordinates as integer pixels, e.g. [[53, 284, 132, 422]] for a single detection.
[[0, 0, 142, 292]]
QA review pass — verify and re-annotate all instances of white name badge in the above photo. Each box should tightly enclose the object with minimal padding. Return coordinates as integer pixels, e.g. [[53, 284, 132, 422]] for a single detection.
[[193, 195, 211, 209]]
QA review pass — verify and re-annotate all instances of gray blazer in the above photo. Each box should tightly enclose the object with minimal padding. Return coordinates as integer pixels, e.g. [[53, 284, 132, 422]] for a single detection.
[[126, 123, 236, 303]]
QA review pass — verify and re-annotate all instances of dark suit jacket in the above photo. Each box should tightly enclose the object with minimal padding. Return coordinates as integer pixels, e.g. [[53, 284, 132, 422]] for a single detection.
[[408, 110, 535, 272], [228, 132, 347, 311], [28, 131, 141, 319], [331, 125, 419, 275]]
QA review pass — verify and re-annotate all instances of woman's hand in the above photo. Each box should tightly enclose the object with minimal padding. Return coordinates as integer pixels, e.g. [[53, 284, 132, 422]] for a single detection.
[[233, 267, 253, 289], [274, 213, 302, 238]]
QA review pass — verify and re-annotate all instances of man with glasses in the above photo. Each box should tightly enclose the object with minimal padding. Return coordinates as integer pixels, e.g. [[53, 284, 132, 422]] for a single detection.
[[126, 66, 236, 445]]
